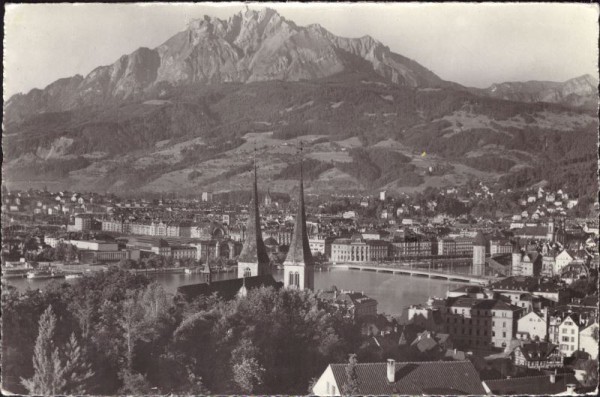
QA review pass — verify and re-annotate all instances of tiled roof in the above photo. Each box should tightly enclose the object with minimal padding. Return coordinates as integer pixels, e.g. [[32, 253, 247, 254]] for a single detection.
[[474, 232, 487, 246], [329, 360, 486, 395], [517, 341, 559, 361], [484, 374, 580, 395], [177, 275, 282, 301]]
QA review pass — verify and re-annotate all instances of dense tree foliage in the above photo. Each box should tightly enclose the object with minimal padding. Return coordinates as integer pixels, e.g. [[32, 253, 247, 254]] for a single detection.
[[2, 270, 362, 395]]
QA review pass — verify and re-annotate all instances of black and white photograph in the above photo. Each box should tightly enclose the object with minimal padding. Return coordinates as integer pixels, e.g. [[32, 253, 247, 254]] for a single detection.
[[1, 2, 599, 395]]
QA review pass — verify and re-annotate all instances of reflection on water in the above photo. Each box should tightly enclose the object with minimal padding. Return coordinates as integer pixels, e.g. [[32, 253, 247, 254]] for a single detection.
[[4, 268, 461, 316]]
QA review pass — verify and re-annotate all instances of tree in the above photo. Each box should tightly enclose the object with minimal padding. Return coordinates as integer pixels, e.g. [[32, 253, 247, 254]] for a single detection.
[[231, 338, 265, 394], [60, 333, 94, 393], [21, 306, 64, 395], [21, 306, 93, 395], [341, 353, 360, 396]]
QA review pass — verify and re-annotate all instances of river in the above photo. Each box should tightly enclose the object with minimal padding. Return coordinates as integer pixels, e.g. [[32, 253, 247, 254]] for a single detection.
[[4, 268, 461, 317]]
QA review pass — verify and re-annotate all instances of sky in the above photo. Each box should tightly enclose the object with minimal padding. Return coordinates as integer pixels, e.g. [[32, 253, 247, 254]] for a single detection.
[[3, 2, 599, 98]]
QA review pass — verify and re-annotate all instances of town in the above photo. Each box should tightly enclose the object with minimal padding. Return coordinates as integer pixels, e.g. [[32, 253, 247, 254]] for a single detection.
[[2, 3, 599, 396], [2, 169, 598, 395]]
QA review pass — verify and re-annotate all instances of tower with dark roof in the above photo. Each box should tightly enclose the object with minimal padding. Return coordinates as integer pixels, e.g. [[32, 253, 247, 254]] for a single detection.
[[237, 155, 270, 279], [283, 144, 314, 290], [472, 232, 486, 276]]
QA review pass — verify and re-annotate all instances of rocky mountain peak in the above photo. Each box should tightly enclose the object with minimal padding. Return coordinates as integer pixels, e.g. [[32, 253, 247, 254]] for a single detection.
[[5, 7, 453, 122]]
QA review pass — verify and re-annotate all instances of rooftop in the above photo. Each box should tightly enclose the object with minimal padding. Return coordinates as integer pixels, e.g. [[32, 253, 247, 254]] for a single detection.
[[329, 360, 486, 395]]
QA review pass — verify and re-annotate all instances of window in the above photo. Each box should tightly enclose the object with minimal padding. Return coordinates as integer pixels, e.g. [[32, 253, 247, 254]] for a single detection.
[[492, 321, 495, 326], [244, 267, 252, 277], [571, 337, 575, 342], [562, 336, 570, 342], [332, 386, 336, 395], [503, 322, 506, 328], [502, 332, 506, 338], [571, 329, 575, 335]]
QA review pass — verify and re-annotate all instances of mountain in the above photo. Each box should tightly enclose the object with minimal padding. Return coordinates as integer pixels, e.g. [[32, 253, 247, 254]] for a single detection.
[[4, 7, 452, 125], [473, 74, 598, 108], [2, 8, 598, 205]]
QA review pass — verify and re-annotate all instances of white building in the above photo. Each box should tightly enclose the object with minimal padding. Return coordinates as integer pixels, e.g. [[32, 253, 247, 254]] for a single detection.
[[555, 250, 574, 274], [558, 315, 580, 357], [579, 322, 599, 359], [517, 310, 548, 342], [69, 240, 119, 252]]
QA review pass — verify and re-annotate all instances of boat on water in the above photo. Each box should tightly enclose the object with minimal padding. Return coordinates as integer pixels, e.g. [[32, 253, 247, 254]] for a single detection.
[[26, 270, 65, 280], [65, 273, 83, 280]]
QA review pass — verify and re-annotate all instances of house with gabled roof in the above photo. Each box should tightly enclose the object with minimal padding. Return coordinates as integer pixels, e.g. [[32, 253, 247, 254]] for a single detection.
[[512, 341, 563, 369], [311, 359, 485, 396], [483, 373, 581, 395]]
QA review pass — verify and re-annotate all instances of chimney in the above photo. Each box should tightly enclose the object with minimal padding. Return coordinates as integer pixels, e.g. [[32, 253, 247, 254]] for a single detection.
[[387, 359, 395, 383], [566, 384, 576, 394]]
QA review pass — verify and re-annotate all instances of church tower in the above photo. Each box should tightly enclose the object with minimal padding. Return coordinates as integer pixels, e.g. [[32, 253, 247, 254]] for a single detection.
[[283, 144, 314, 290], [546, 218, 555, 242], [472, 232, 486, 276], [237, 155, 270, 279]]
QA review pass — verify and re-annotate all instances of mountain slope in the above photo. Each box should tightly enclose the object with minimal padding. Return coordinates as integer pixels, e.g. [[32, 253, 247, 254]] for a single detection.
[[4, 8, 450, 124], [3, 78, 597, 200], [472, 74, 598, 108]]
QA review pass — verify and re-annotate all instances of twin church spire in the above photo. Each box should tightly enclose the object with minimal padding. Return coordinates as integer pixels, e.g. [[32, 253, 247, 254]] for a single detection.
[[237, 147, 270, 278], [283, 143, 315, 290], [237, 143, 314, 290]]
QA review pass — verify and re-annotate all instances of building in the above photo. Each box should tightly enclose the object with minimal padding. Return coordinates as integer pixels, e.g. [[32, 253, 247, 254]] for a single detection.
[[558, 314, 581, 357], [555, 250, 575, 274], [579, 322, 599, 359], [483, 373, 580, 395], [237, 164, 270, 279], [80, 249, 140, 263], [441, 297, 523, 349], [283, 161, 314, 291], [263, 189, 273, 206], [308, 236, 333, 257], [332, 291, 378, 320], [490, 239, 513, 255], [512, 251, 543, 277], [331, 235, 389, 263], [512, 341, 563, 369], [311, 360, 486, 396], [69, 239, 119, 251], [517, 309, 549, 341], [492, 277, 566, 304], [472, 232, 486, 276], [201, 192, 213, 202], [73, 214, 93, 231], [391, 238, 435, 258]]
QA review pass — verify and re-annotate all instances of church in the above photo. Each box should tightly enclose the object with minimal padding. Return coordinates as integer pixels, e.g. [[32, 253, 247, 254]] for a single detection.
[[178, 151, 314, 301]]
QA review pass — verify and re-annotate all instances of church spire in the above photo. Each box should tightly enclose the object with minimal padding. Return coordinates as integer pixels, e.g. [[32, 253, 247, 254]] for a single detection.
[[237, 145, 270, 278], [283, 141, 314, 290]]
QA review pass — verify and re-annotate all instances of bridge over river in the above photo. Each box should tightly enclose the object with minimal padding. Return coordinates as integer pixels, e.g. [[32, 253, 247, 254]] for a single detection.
[[331, 263, 496, 285]]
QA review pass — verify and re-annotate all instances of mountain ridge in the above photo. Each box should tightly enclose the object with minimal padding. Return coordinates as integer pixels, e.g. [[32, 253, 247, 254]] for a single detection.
[[471, 74, 598, 108], [4, 7, 451, 124]]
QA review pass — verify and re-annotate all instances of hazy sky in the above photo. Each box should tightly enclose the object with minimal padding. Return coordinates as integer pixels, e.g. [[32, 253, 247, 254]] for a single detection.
[[3, 2, 599, 98]]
